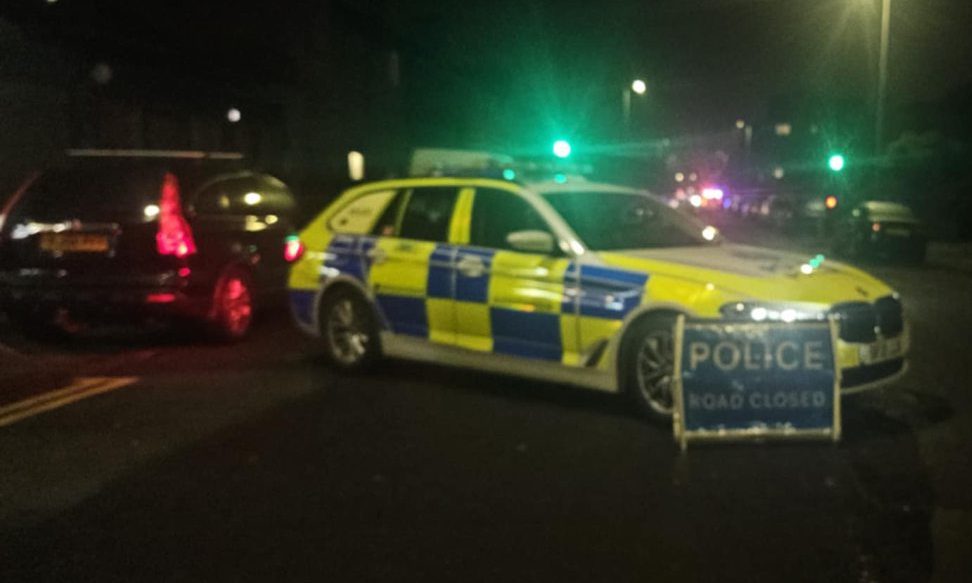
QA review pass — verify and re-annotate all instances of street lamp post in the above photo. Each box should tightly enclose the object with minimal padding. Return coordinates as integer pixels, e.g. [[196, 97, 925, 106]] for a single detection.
[[622, 79, 647, 126], [875, 0, 891, 153]]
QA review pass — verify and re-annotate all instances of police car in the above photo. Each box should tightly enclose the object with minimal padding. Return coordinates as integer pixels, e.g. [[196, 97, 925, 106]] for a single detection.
[[287, 177, 908, 419]]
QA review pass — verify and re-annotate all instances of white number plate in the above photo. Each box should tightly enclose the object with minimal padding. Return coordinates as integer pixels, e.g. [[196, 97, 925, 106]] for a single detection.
[[859, 336, 904, 365]]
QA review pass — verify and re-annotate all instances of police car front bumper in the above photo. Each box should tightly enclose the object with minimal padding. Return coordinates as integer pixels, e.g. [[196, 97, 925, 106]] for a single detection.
[[836, 323, 910, 394]]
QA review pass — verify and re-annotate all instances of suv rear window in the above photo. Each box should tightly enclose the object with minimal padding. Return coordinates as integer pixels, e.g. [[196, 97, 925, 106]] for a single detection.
[[10, 162, 165, 222], [193, 175, 296, 216]]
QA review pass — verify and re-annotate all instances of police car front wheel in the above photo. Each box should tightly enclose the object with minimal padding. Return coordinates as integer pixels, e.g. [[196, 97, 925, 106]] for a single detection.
[[623, 315, 677, 420], [320, 289, 379, 370]]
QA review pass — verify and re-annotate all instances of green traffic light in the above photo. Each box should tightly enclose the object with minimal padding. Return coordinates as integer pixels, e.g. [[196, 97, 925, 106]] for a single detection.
[[552, 140, 572, 159], [502, 168, 516, 181], [828, 154, 845, 172]]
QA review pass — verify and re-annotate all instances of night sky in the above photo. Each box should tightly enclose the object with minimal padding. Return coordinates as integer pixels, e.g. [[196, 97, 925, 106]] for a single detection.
[[383, 0, 972, 133], [3, 0, 971, 150]]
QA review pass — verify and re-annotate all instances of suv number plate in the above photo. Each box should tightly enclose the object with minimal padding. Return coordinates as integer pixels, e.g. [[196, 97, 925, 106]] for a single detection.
[[39, 232, 110, 253]]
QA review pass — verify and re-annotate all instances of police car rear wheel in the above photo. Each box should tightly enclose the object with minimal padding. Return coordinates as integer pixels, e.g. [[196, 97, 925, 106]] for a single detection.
[[321, 290, 378, 369], [624, 315, 677, 419]]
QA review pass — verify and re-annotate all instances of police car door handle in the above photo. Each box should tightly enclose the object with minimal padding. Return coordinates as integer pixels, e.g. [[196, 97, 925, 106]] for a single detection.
[[457, 255, 486, 278], [366, 248, 387, 264]]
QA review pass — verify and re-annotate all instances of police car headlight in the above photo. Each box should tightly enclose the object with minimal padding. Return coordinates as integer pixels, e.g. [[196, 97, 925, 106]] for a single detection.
[[720, 302, 828, 323]]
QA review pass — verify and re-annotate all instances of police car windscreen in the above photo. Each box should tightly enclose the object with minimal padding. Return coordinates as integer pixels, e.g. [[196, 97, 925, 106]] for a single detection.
[[543, 191, 715, 251]]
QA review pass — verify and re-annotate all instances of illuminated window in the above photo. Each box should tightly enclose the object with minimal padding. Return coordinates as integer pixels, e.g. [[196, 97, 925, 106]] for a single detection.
[[348, 151, 365, 181]]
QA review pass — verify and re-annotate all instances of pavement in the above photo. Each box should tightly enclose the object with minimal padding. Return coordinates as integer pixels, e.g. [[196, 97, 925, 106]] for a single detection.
[[928, 241, 972, 273], [0, 223, 970, 582]]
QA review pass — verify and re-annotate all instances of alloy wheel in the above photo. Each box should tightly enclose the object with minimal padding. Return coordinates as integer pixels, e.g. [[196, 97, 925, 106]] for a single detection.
[[635, 329, 675, 415], [326, 298, 370, 365], [218, 277, 252, 337]]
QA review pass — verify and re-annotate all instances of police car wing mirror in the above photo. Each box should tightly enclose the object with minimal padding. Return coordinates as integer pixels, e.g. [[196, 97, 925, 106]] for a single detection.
[[507, 230, 554, 254]]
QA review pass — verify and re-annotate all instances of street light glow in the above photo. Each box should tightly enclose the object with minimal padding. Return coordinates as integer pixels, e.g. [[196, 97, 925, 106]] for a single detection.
[[227, 108, 241, 123], [552, 139, 572, 158], [631, 79, 647, 95], [828, 154, 845, 172]]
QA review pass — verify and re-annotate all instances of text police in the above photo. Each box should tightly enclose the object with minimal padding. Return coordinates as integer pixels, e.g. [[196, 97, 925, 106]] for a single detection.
[[688, 338, 827, 372]]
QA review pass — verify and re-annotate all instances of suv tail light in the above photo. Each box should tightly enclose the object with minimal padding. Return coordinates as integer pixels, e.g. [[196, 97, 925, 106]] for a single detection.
[[155, 172, 196, 258], [283, 235, 304, 263]]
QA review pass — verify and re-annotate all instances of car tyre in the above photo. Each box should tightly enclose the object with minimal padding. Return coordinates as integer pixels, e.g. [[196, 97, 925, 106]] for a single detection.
[[319, 287, 380, 371], [208, 267, 254, 342], [621, 313, 678, 422]]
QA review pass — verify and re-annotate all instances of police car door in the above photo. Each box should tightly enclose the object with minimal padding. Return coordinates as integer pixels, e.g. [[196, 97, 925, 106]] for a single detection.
[[368, 186, 460, 343], [455, 188, 573, 362]]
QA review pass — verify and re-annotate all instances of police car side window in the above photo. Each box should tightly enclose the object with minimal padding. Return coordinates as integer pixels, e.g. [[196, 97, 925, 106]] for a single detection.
[[329, 190, 397, 234], [398, 187, 459, 242], [370, 191, 405, 237], [470, 189, 552, 252]]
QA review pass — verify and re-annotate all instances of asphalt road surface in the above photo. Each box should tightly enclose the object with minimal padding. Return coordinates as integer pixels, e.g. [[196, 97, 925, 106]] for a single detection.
[[1, 221, 970, 582]]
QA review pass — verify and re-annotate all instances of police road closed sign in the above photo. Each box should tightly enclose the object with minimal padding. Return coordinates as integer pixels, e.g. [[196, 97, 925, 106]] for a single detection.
[[672, 317, 841, 449]]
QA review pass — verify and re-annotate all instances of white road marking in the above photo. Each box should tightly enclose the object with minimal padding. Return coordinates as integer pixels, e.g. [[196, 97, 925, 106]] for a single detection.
[[0, 377, 138, 427]]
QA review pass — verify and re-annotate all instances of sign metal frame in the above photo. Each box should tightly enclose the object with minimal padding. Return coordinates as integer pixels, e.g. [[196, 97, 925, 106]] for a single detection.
[[671, 315, 842, 450]]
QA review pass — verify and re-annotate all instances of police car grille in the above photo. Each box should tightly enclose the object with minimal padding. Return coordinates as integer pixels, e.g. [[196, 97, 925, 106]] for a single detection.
[[830, 302, 877, 343], [874, 295, 903, 337]]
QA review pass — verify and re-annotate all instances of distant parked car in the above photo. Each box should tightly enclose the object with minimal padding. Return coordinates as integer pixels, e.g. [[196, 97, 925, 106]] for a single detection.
[[766, 195, 796, 228], [739, 198, 759, 218], [753, 194, 793, 227], [801, 197, 827, 221], [833, 201, 926, 263], [0, 151, 299, 340]]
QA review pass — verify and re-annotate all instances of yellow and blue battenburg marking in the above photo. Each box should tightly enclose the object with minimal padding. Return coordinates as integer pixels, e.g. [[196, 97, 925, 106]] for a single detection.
[[290, 288, 317, 328], [571, 263, 649, 318], [289, 234, 651, 366]]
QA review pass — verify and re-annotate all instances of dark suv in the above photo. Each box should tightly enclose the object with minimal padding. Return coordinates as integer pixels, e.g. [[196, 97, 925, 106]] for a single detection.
[[0, 151, 300, 340]]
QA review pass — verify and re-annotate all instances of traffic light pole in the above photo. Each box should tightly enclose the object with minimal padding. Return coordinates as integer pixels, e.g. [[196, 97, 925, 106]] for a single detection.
[[875, 0, 891, 154], [622, 88, 631, 128]]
